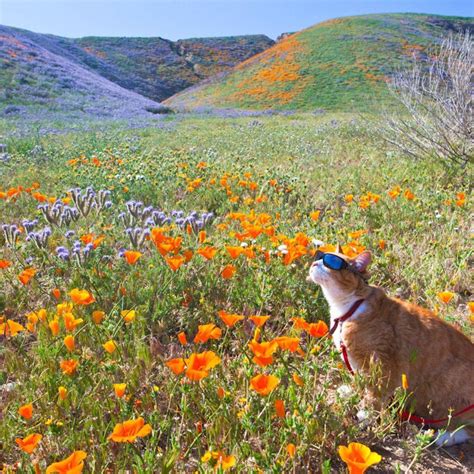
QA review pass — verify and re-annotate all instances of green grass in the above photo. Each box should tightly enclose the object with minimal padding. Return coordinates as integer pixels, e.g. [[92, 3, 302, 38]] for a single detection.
[[167, 13, 474, 111], [0, 113, 472, 472]]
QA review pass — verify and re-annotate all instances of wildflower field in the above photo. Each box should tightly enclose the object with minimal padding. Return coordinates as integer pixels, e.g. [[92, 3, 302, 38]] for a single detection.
[[0, 113, 472, 472]]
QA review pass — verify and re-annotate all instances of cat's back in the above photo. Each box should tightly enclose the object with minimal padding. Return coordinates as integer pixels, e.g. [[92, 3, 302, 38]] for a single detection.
[[386, 294, 474, 360]]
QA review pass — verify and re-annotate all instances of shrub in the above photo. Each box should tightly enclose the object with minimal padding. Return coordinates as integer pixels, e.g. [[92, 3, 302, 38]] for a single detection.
[[381, 31, 473, 168]]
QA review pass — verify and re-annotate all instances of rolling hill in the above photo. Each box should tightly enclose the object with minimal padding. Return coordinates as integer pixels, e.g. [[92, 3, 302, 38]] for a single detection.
[[165, 13, 474, 112], [0, 25, 273, 119]]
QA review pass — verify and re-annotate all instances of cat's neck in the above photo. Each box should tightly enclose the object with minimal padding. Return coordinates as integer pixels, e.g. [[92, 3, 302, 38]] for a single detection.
[[321, 285, 371, 320]]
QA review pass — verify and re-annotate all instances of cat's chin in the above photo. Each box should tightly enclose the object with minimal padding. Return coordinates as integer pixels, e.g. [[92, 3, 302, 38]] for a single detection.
[[307, 264, 327, 285]]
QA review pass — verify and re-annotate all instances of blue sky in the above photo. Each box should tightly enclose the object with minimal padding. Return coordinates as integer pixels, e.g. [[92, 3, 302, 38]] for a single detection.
[[1, 0, 472, 39]]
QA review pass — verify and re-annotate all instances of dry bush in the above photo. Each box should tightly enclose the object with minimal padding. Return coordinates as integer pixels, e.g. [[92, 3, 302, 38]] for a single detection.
[[382, 31, 473, 168]]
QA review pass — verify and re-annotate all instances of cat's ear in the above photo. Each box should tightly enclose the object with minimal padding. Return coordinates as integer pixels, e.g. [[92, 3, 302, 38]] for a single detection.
[[353, 251, 371, 272], [336, 243, 343, 254]]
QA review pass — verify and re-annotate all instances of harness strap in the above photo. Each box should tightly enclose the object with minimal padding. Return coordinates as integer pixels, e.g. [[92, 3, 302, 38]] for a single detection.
[[329, 299, 365, 374], [400, 404, 474, 426]]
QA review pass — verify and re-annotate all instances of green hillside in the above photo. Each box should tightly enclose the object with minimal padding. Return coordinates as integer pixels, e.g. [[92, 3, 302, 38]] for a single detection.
[[166, 13, 473, 111]]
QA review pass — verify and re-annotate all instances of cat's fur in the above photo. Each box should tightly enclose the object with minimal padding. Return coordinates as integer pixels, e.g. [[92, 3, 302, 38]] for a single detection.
[[308, 250, 474, 446]]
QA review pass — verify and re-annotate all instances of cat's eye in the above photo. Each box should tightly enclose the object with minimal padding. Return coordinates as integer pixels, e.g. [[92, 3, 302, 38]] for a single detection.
[[314, 251, 348, 271]]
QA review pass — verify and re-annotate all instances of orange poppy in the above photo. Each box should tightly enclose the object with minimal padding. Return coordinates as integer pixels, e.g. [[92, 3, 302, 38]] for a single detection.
[[123, 250, 142, 265], [58, 386, 67, 400], [113, 383, 127, 398], [18, 268, 36, 285], [197, 246, 218, 260], [402, 374, 409, 390], [338, 442, 382, 474], [184, 351, 221, 381], [310, 210, 321, 221], [69, 289, 95, 305], [193, 323, 222, 343], [274, 399, 285, 418], [46, 450, 87, 473], [437, 291, 455, 304], [248, 340, 278, 367], [211, 451, 236, 471], [92, 310, 105, 324], [165, 255, 186, 271], [63, 335, 75, 352], [60, 359, 79, 375], [292, 373, 304, 386], [286, 443, 296, 458], [108, 417, 152, 442], [306, 320, 329, 338], [52, 288, 61, 300], [49, 319, 60, 336], [404, 189, 415, 201], [225, 246, 244, 259], [0, 319, 25, 337], [248, 315, 270, 327], [250, 374, 280, 396], [221, 264, 236, 279], [63, 313, 83, 332], [166, 358, 185, 375], [18, 403, 33, 420], [273, 336, 301, 353], [218, 310, 245, 327], [177, 331, 187, 345], [291, 317, 309, 331], [0, 259, 12, 269], [15, 433, 42, 454], [103, 340, 117, 354], [118, 310, 135, 325]]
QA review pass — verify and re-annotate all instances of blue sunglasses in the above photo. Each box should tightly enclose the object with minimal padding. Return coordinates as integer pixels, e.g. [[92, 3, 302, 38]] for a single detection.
[[314, 251, 348, 271]]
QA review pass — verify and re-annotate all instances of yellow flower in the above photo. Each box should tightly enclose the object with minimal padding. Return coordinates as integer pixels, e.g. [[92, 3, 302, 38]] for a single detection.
[[121, 309, 136, 323], [113, 383, 127, 398], [58, 386, 68, 400], [402, 373, 409, 390]]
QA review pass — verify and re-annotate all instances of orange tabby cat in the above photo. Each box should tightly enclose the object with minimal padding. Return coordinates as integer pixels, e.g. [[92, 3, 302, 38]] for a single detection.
[[308, 248, 474, 446]]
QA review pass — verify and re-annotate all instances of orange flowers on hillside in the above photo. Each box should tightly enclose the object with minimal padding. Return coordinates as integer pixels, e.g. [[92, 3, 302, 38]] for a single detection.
[[250, 374, 280, 396], [123, 250, 142, 265], [338, 442, 381, 474], [46, 450, 87, 473], [15, 433, 42, 454], [18, 268, 36, 285], [108, 417, 152, 443], [69, 289, 95, 305], [166, 358, 186, 375], [194, 323, 222, 343], [60, 359, 79, 375], [225, 246, 244, 259]]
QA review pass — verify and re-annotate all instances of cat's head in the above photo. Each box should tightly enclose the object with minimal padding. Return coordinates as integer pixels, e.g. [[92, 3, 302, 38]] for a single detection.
[[308, 247, 371, 294]]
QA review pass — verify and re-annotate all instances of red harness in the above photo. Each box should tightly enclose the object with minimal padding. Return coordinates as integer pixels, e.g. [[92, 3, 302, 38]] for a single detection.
[[330, 299, 474, 426], [329, 298, 364, 375]]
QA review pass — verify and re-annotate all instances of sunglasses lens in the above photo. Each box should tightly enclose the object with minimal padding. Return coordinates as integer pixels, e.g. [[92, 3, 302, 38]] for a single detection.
[[323, 254, 345, 270]]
